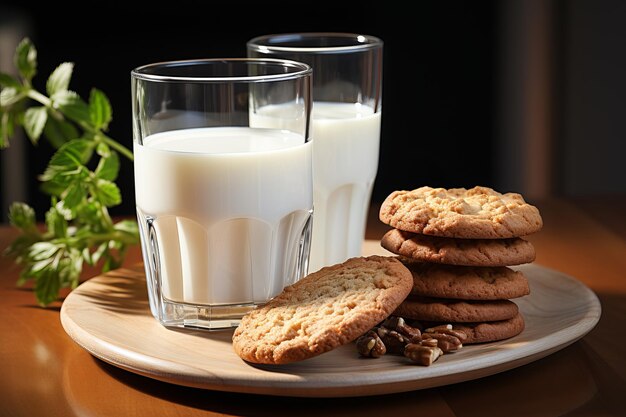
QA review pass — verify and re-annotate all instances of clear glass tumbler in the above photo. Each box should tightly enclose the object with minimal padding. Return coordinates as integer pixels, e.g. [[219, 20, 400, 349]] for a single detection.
[[131, 59, 313, 330], [247, 33, 383, 273]]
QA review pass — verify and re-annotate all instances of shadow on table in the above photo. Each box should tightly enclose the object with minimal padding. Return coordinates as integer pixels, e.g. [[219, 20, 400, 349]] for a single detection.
[[69, 267, 150, 316], [61, 343, 618, 417]]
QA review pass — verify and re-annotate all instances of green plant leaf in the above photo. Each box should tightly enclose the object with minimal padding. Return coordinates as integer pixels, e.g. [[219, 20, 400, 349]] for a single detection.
[[15, 38, 37, 81], [8, 202, 36, 231], [23, 106, 48, 144], [2, 37, 138, 308], [54, 200, 73, 220], [94, 178, 121, 207], [46, 62, 74, 96], [81, 247, 92, 265], [28, 241, 59, 261], [41, 139, 94, 181], [43, 116, 79, 149], [40, 178, 67, 197], [89, 88, 112, 130], [114, 219, 139, 236], [62, 182, 86, 210], [114, 220, 139, 245], [59, 249, 82, 289], [90, 242, 108, 265], [29, 258, 54, 275], [0, 87, 24, 107], [95, 150, 119, 181], [35, 269, 61, 306], [45, 205, 68, 238], [0, 72, 21, 88], [102, 251, 122, 272], [51, 90, 90, 125], [96, 142, 110, 157]]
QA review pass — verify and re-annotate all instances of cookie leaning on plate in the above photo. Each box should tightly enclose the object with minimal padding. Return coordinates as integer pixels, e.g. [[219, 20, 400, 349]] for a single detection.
[[379, 186, 543, 239], [232, 255, 413, 365]]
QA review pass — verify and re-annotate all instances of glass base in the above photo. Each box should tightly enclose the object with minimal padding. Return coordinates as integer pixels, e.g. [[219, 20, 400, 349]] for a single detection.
[[136, 207, 312, 332], [158, 299, 259, 330]]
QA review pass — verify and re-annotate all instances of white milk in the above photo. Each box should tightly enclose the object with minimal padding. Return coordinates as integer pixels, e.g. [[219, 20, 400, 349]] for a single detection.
[[251, 102, 381, 272], [134, 127, 313, 306]]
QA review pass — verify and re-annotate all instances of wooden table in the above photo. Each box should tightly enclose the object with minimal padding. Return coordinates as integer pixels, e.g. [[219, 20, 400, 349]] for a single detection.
[[1, 198, 625, 416]]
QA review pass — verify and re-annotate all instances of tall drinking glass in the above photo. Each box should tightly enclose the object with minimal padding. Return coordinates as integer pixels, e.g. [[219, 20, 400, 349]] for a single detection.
[[247, 33, 383, 272], [132, 59, 313, 330]]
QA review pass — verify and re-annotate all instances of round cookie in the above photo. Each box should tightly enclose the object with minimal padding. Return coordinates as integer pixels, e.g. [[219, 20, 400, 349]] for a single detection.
[[232, 255, 413, 365], [381, 229, 536, 266], [394, 296, 519, 322], [379, 186, 543, 239], [446, 313, 526, 344], [402, 261, 530, 300]]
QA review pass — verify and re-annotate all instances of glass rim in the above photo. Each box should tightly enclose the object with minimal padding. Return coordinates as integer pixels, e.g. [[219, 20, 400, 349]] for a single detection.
[[247, 32, 383, 54], [131, 58, 312, 83]]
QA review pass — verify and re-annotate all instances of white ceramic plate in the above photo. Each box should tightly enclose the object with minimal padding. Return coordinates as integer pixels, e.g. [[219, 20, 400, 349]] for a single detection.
[[60, 248, 601, 397]]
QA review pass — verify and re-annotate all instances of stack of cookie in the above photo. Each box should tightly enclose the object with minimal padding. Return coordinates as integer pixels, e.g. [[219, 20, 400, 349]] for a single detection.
[[379, 186, 543, 344]]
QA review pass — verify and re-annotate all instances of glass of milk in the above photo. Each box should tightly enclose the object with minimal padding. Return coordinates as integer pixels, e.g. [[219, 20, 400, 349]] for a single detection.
[[247, 33, 383, 273], [131, 59, 313, 330]]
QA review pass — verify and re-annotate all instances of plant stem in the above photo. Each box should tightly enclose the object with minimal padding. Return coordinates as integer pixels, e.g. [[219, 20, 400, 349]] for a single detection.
[[99, 134, 134, 161], [26, 88, 134, 161], [26, 89, 50, 106]]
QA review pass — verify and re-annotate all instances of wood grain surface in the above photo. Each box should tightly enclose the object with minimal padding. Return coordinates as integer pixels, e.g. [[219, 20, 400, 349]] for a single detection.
[[1, 198, 625, 416]]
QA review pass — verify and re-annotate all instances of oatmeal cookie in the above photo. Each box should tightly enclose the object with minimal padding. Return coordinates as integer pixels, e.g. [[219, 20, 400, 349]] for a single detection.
[[379, 186, 543, 239], [401, 261, 530, 300], [381, 229, 535, 266], [232, 255, 413, 364], [394, 296, 519, 322]]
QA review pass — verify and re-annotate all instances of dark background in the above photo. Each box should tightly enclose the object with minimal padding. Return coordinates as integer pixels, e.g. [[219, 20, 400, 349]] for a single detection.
[[1, 0, 625, 221]]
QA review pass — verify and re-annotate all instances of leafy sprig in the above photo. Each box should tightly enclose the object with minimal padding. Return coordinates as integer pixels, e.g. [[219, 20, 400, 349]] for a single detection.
[[0, 38, 138, 306]]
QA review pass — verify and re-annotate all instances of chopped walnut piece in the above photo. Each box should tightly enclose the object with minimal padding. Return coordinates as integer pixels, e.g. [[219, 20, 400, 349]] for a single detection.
[[424, 325, 467, 343], [354, 318, 466, 366], [422, 333, 463, 353], [376, 326, 411, 354], [404, 343, 443, 366], [424, 324, 453, 333], [381, 316, 422, 342], [420, 338, 439, 348], [356, 330, 386, 358]]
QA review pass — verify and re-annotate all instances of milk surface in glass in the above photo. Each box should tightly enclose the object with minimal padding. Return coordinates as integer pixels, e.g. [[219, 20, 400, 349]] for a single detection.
[[134, 127, 313, 306], [251, 102, 380, 272]]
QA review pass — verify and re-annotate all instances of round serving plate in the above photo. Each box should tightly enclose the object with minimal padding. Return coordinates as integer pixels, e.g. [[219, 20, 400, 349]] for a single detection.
[[60, 241, 601, 397]]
